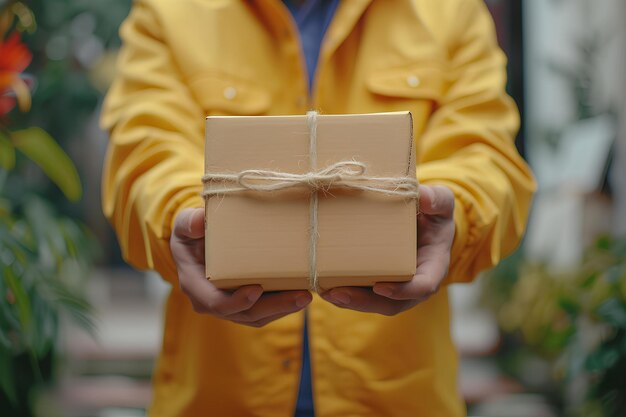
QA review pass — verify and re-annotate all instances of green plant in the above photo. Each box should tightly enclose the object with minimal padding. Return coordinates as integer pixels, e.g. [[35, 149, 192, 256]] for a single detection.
[[12, 0, 131, 144], [6, 0, 131, 221], [0, 194, 96, 414], [484, 236, 626, 417], [1, 2, 96, 416]]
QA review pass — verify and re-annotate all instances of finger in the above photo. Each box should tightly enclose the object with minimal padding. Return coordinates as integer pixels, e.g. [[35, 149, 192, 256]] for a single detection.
[[418, 216, 456, 251], [190, 239, 205, 262], [173, 208, 205, 240], [373, 245, 449, 300], [232, 309, 299, 328], [227, 290, 312, 323], [419, 185, 454, 217], [321, 287, 414, 316], [172, 236, 205, 266], [180, 266, 263, 316]]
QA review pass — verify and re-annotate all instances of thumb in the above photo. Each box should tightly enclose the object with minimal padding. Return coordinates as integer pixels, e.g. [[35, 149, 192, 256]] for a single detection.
[[419, 185, 455, 217], [174, 208, 205, 239]]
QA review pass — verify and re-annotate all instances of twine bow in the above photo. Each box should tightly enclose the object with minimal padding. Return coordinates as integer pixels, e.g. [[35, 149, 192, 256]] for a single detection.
[[202, 111, 419, 292], [203, 160, 418, 197]]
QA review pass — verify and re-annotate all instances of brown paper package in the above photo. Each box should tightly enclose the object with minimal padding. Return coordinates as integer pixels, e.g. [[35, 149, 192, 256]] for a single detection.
[[204, 112, 417, 292]]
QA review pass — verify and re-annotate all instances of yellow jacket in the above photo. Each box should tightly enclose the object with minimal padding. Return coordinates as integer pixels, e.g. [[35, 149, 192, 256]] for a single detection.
[[101, 0, 535, 416]]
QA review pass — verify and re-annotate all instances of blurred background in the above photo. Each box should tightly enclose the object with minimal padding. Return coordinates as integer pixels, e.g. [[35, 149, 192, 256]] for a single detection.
[[0, 0, 624, 416]]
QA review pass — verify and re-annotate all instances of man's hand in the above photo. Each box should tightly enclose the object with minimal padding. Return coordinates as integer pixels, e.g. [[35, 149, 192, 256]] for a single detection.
[[171, 208, 312, 327], [321, 185, 455, 316]]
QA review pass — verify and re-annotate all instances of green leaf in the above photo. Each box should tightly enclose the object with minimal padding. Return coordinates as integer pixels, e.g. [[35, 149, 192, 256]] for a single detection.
[[12, 128, 82, 201], [0, 347, 17, 406], [23, 197, 67, 268], [0, 320, 11, 350], [581, 273, 598, 289], [0, 132, 15, 170], [0, 257, 21, 336], [596, 298, 626, 329], [3, 266, 32, 334], [586, 344, 620, 372], [0, 265, 19, 349], [595, 236, 613, 251], [29, 289, 55, 358], [559, 296, 581, 317], [44, 279, 96, 336], [543, 326, 575, 353]]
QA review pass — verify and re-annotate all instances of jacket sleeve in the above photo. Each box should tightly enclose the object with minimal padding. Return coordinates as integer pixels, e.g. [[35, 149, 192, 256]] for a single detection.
[[416, 0, 536, 284], [100, 0, 204, 285]]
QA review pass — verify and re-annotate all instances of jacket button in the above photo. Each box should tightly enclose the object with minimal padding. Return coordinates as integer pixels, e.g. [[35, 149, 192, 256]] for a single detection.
[[223, 86, 237, 100], [406, 75, 420, 88]]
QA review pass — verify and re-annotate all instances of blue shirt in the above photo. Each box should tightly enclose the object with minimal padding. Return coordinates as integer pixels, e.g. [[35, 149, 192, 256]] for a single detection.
[[283, 2, 340, 416], [285, 0, 340, 91]]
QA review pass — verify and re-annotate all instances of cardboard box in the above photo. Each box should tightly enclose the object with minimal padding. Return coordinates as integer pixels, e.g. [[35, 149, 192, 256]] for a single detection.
[[204, 112, 417, 291]]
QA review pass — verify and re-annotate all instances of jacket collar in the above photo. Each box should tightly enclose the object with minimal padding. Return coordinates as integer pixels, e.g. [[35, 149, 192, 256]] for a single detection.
[[321, 0, 373, 59]]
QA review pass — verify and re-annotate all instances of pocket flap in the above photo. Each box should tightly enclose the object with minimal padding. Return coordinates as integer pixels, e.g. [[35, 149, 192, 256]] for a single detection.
[[366, 65, 443, 101], [189, 71, 271, 115]]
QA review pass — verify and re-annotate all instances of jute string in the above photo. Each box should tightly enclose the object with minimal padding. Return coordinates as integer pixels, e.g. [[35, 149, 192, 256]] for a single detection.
[[202, 111, 419, 292]]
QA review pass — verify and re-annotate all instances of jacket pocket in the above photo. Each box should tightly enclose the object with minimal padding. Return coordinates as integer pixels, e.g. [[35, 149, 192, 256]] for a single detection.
[[366, 65, 444, 103], [188, 70, 271, 115]]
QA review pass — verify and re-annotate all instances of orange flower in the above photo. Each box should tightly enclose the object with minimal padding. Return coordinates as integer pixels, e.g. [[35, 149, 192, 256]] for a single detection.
[[0, 31, 32, 116]]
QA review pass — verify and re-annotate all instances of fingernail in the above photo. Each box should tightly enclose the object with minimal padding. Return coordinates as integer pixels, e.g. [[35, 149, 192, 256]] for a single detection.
[[374, 285, 393, 298], [330, 290, 351, 305], [247, 287, 263, 302], [295, 295, 311, 308]]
